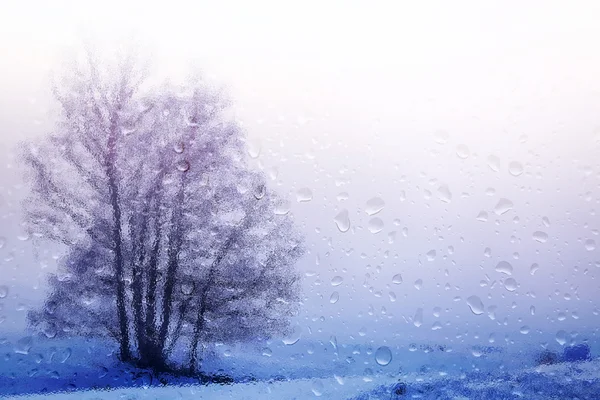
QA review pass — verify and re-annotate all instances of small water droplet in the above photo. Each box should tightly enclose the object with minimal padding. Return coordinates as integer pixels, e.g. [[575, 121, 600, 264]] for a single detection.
[[392, 274, 403, 284], [247, 139, 261, 159], [334, 210, 350, 233], [413, 308, 423, 327], [555, 330, 568, 346], [542, 216, 551, 227], [274, 199, 291, 215], [476, 211, 488, 222], [437, 185, 452, 203], [0, 286, 8, 299], [173, 142, 184, 153], [311, 380, 324, 396], [176, 160, 190, 172], [374, 346, 392, 366], [336, 192, 349, 201], [487, 155, 500, 172], [466, 295, 485, 315], [367, 218, 384, 234], [414, 279, 423, 290], [426, 250, 436, 261], [365, 197, 385, 216], [495, 261, 513, 275], [520, 326, 530, 335], [254, 184, 266, 200], [508, 161, 524, 176], [494, 198, 514, 215], [530, 263, 540, 275], [329, 292, 339, 304], [456, 144, 470, 159], [296, 188, 313, 202], [504, 278, 518, 292], [282, 326, 302, 345], [331, 276, 344, 286], [532, 231, 548, 243], [585, 239, 596, 251]]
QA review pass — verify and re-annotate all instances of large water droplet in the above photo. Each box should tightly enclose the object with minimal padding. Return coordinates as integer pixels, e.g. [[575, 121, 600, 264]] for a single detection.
[[392, 274, 403, 284], [508, 161, 524, 176], [365, 197, 385, 216], [530, 263, 540, 275], [296, 188, 313, 202], [437, 185, 452, 203], [374, 346, 392, 366], [414, 279, 423, 290], [487, 155, 500, 172], [331, 276, 344, 286], [173, 142, 185, 154], [0, 285, 8, 299], [504, 278, 518, 291], [274, 199, 291, 215], [456, 144, 470, 159], [466, 295, 485, 315], [334, 210, 350, 233], [532, 231, 548, 243], [368, 218, 384, 234], [494, 198, 514, 215], [254, 184, 266, 200], [14, 336, 33, 355], [495, 261, 513, 275]]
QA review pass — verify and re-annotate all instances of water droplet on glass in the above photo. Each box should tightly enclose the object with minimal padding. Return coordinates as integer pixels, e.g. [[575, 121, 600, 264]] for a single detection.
[[296, 188, 313, 202], [476, 211, 488, 222], [0, 237, 5, 249], [311, 380, 324, 396], [530, 263, 540, 275], [336, 192, 349, 201], [368, 218, 384, 234], [254, 184, 266, 200], [247, 139, 261, 159], [555, 330, 568, 346], [334, 210, 350, 233], [0, 286, 8, 299], [274, 199, 291, 215], [494, 198, 514, 215], [484, 247, 492, 257], [504, 278, 518, 292], [456, 144, 470, 159], [14, 336, 32, 355], [331, 276, 344, 286], [413, 308, 423, 327], [329, 291, 339, 304], [495, 261, 513, 275], [542, 216, 551, 227], [173, 142, 184, 154], [520, 326, 530, 335], [426, 250, 436, 261], [365, 197, 385, 216], [437, 185, 452, 203], [532, 231, 548, 243], [585, 239, 596, 251], [487, 155, 500, 172], [392, 274, 403, 284], [466, 296, 485, 315], [434, 130, 449, 144], [508, 161, 524, 176], [176, 160, 190, 172], [414, 279, 423, 290], [282, 326, 302, 345], [374, 346, 392, 366]]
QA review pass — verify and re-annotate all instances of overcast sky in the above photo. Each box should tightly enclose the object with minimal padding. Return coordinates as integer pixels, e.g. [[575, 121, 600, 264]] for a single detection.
[[1, 1, 600, 348]]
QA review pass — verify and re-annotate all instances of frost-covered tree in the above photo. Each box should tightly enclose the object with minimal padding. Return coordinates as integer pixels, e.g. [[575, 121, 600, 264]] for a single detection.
[[24, 50, 304, 373]]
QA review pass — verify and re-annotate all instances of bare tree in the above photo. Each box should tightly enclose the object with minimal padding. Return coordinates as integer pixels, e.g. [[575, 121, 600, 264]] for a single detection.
[[24, 50, 304, 374]]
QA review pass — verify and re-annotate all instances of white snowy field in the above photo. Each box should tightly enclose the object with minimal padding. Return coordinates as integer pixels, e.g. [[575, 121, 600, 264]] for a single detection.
[[2, 375, 399, 400]]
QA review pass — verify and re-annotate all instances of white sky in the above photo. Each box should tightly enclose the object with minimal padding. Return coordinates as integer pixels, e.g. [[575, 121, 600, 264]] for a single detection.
[[1, 1, 600, 347]]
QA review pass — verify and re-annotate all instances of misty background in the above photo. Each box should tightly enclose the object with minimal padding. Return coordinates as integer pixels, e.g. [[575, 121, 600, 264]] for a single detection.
[[1, 1, 599, 351]]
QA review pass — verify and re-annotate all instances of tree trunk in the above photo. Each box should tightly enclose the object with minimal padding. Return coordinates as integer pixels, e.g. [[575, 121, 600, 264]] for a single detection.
[[106, 118, 131, 362]]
